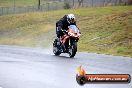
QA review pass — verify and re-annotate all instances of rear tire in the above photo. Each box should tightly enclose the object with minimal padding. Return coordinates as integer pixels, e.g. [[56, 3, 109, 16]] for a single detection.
[[53, 39, 61, 56]]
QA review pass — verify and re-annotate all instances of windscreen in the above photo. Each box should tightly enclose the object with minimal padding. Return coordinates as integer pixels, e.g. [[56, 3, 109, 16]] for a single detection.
[[69, 25, 80, 33]]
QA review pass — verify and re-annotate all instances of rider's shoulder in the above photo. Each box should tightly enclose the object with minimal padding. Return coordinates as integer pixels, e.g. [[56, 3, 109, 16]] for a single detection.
[[63, 15, 68, 18]]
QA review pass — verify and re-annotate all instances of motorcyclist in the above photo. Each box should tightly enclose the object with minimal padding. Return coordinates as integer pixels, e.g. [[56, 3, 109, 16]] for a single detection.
[[55, 14, 77, 52], [56, 14, 76, 38]]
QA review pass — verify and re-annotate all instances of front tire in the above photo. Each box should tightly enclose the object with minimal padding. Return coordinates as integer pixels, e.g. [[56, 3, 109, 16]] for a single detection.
[[69, 42, 77, 58]]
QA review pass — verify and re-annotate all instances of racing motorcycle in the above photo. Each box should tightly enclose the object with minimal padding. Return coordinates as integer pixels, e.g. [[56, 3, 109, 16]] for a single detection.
[[53, 25, 81, 58]]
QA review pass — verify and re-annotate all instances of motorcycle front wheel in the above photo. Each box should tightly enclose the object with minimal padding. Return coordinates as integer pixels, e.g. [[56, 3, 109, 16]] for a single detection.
[[69, 42, 77, 58]]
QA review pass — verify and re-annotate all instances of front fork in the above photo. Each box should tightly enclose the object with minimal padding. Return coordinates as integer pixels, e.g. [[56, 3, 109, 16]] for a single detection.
[[62, 37, 78, 52], [69, 38, 78, 49]]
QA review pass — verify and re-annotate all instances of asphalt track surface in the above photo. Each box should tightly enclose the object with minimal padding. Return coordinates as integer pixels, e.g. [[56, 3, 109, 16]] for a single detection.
[[0, 45, 132, 88]]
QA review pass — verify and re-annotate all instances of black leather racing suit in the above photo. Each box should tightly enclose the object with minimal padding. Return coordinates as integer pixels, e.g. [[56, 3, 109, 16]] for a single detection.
[[56, 15, 76, 38]]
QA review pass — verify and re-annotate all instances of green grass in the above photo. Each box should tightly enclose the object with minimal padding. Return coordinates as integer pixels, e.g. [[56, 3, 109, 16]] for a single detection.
[[78, 11, 132, 57], [0, 6, 132, 57]]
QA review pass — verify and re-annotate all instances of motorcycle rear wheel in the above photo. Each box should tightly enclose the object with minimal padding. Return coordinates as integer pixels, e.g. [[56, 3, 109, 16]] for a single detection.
[[53, 39, 61, 56], [53, 46, 61, 56]]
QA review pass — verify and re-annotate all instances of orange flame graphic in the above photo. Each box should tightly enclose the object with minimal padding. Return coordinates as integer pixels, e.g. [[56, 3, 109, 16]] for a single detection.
[[77, 65, 86, 76]]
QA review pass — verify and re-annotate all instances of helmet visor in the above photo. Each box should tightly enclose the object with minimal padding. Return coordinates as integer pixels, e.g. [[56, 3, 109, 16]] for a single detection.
[[68, 18, 75, 23]]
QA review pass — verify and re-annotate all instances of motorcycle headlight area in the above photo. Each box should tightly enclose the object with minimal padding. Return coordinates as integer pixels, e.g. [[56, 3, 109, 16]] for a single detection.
[[68, 31, 81, 38], [68, 32, 75, 36]]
